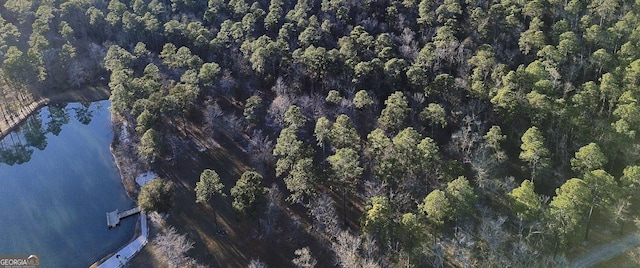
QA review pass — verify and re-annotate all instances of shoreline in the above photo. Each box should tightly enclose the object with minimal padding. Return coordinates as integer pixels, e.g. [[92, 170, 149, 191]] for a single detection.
[[0, 84, 138, 197], [90, 111, 151, 267], [0, 99, 48, 141], [0, 85, 111, 140], [0, 84, 150, 267], [110, 114, 144, 198], [90, 214, 146, 267]]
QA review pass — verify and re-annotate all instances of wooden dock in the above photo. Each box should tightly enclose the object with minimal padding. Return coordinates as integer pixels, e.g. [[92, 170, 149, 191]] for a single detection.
[[106, 206, 141, 228]]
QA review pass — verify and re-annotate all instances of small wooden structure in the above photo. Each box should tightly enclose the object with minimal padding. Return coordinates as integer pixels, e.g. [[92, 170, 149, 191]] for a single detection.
[[106, 206, 141, 228]]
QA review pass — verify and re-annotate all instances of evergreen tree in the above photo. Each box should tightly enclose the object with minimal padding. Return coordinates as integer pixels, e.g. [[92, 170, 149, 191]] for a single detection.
[[329, 114, 360, 151], [548, 178, 590, 249], [328, 148, 363, 226], [520, 126, 549, 182], [421, 189, 451, 230], [195, 169, 226, 228], [508, 180, 541, 222], [139, 178, 176, 213], [284, 158, 316, 204], [378, 91, 409, 134], [139, 128, 162, 163], [231, 171, 267, 217], [570, 143, 607, 174]]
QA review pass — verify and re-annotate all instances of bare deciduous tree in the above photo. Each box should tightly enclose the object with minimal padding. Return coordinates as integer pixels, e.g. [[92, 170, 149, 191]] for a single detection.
[[248, 130, 275, 174], [428, 242, 445, 268], [448, 115, 484, 165], [287, 214, 305, 244], [361, 235, 381, 265], [152, 227, 197, 267], [332, 231, 382, 268], [267, 95, 292, 127], [363, 180, 387, 200], [260, 184, 283, 237], [225, 113, 245, 142], [217, 70, 237, 96], [333, 231, 362, 267], [68, 58, 92, 87], [271, 77, 290, 96], [247, 259, 267, 268], [399, 28, 418, 60], [166, 134, 190, 164], [205, 102, 245, 141], [308, 193, 340, 237], [447, 227, 477, 267], [297, 94, 326, 120], [204, 102, 224, 132], [292, 247, 317, 268], [477, 215, 508, 266], [612, 198, 631, 234]]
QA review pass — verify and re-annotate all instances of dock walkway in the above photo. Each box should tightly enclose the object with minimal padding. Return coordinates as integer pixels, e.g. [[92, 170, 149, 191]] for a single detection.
[[92, 172, 156, 268], [107, 207, 141, 228], [95, 213, 148, 268]]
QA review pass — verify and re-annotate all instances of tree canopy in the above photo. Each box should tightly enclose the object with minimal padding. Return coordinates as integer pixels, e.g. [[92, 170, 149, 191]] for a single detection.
[[139, 178, 176, 214], [231, 170, 267, 217], [195, 169, 225, 204], [5, 0, 640, 265]]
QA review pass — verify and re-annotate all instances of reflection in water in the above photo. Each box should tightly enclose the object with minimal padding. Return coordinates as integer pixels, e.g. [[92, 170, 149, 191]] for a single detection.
[[24, 116, 47, 151], [0, 143, 32, 165], [46, 103, 71, 136], [0, 102, 95, 165], [73, 102, 94, 125], [0, 100, 135, 268]]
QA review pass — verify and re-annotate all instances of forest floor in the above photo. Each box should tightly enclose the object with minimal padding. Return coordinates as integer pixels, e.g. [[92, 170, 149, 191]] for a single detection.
[[593, 243, 640, 268], [582, 197, 640, 268], [567, 213, 640, 267], [125, 112, 340, 267], [119, 104, 640, 267], [574, 231, 640, 267]]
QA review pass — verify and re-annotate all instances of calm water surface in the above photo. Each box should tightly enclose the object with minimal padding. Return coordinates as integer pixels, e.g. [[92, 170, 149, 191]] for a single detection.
[[0, 100, 135, 267]]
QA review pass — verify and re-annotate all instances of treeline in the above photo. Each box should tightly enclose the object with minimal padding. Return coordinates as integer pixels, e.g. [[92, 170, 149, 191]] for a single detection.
[[0, 0, 108, 88], [3, 0, 640, 266]]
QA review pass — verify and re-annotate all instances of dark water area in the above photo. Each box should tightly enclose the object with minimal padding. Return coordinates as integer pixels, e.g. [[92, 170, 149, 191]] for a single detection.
[[0, 100, 135, 267]]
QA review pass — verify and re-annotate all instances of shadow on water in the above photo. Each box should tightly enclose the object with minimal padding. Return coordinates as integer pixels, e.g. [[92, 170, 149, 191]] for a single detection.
[[0, 102, 95, 165]]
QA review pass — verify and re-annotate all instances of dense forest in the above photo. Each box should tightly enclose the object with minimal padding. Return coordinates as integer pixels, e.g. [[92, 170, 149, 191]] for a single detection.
[[3, 0, 640, 266]]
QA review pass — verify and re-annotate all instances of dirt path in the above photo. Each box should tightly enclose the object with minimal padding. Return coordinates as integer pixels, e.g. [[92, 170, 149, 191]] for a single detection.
[[571, 232, 640, 267]]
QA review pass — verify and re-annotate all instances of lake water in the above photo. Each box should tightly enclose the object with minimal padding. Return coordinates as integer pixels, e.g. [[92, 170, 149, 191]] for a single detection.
[[0, 100, 136, 267]]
